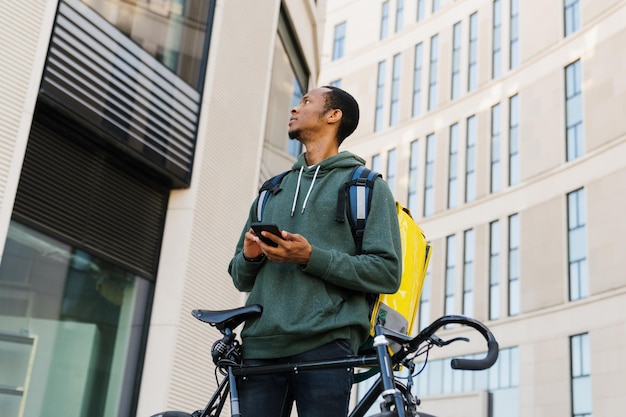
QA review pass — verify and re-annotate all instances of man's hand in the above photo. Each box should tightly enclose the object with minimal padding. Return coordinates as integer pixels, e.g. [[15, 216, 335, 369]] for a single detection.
[[243, 229, 264, 260], [251, 229, 312, 265]]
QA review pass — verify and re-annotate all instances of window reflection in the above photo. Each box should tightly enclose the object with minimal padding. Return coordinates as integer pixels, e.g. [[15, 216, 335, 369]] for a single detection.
[[0, 221, 151, 417], [81, 0, 213, 89], [287, 80, 304, 157], [265, 13, 308, 159]]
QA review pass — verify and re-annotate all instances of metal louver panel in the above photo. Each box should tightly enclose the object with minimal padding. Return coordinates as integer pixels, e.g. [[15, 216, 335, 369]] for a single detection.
[[40, 0, 200, 187], [12, 110, 169, 280]]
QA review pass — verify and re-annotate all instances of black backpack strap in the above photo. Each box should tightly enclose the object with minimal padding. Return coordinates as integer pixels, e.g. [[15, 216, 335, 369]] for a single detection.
[[256, 171, 290, 221], [335, 166, 381, 253]]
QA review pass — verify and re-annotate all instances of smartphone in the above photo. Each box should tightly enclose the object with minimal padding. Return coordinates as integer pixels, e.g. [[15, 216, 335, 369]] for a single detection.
[[250, 222, 283, 247]]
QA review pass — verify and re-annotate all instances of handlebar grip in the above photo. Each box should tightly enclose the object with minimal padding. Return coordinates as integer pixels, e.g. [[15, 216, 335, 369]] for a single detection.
[[450, 340, 499, 370]]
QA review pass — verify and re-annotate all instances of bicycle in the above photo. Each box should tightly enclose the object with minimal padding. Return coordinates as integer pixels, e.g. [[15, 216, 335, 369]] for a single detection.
[[150, 304, 499, 417]]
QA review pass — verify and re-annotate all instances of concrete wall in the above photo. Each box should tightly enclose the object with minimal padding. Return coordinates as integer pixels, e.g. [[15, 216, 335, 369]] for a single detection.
[[137, 0, 321, 414]]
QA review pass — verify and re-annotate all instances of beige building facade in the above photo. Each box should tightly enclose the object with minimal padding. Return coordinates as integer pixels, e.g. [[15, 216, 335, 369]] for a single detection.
[[319, 0, 626, 416]]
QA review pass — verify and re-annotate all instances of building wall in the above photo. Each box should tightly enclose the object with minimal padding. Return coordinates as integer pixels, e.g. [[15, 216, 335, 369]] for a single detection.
[[0, 0, 322, 416], [320, 0, 626, 416], [137, 0, 321, 415], [0, 0, 58, 258]]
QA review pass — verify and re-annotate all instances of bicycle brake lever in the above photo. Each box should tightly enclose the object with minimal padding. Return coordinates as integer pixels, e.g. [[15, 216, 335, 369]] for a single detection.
[[428, 335, 446, 347], [443, 336, 470, 346], [429, 335, 470, 347]]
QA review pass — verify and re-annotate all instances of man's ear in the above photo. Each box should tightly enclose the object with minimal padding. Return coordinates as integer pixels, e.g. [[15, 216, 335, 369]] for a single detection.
[[327, 109, 343, 124]]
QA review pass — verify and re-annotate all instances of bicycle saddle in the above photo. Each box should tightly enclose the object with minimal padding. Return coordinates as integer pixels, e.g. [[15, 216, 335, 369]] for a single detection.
[[192, 304, 263, 331]]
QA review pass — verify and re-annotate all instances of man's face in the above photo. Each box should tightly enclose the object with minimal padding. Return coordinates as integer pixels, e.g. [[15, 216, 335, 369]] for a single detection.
[[288, 88, 330, 140]]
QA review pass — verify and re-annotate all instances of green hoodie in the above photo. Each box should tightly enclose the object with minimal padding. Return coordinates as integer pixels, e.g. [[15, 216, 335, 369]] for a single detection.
[[228, 151, 402, 359]]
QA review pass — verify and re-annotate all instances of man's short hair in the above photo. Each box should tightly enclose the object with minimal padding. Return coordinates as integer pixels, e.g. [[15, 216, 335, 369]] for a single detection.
[[321, 86, 360, 145]]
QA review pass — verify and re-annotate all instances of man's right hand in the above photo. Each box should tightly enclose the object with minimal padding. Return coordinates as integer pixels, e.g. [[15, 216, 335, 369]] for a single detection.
[[243, 229, 264, 260]]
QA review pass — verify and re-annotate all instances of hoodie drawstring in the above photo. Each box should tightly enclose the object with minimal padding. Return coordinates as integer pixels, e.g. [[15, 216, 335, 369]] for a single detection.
[[301, 165, 320, 214], [290, 165, 321, 216], [290, 166, 304, 216]]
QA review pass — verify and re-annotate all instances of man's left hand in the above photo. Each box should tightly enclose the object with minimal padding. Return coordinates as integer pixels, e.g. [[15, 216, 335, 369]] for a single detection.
[[254, 230, 312, 265]]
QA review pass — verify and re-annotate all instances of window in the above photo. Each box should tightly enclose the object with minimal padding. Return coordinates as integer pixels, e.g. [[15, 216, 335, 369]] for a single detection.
[[82, 0, 216, 90], [510, 0, 520, 69], [372, 154, 382, 172], [287, 81, 304, 157], [488, 347, 521, 417], [565, 0, 581, 36], [508, 213, 520, 316], [332, 21, 346, 60], [0, 220, 152, 417], [492, 0, 502, 79], [408, 140, 419, 214], [463, 229, 475, 316], [418, 268, 432, 331], [451, 21, 462, 100], [568, 188, 588, 300], [509, 94, 520, 185], [380, 1, 390, 40], [571, 333, 592, 417], [432, 0, 441, 13], [491, 103, 502, 193], [468, 12, 479, 92], [396, 0, 404, 32], [447, 123, 459, 209], [566, 60, 584, 161], [489, 220, 501, 320], [414, 346, 519, 407], [465, 115, 477, 202], [375, 61, 386, 132], [424, 133, 436, 216], [267, 14, 310, 158], [390, 53, 402, 126], [412, 42, 424, 117], [428, 34, 439, 111], [417, 0, 426, 21], [387, 148, 398, 196], [445, 235, 456, 316]]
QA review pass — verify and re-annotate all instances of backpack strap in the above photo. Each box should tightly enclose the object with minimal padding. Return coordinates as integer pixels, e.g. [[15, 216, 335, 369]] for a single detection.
[[256, 171, 290, 221], [335, 166, 382, 253]]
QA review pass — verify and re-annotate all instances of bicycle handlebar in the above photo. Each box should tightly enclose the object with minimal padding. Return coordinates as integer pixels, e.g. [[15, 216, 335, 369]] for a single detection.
[[450, 339, 499, 370], [397, 314, 499, 371]]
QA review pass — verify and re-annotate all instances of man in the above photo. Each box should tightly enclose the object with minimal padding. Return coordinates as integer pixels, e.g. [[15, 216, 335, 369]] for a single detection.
[[228, 86, 401, 417]]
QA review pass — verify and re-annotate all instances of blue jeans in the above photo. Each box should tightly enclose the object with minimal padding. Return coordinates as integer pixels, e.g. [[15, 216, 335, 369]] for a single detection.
[[237, 340, 354, 417]]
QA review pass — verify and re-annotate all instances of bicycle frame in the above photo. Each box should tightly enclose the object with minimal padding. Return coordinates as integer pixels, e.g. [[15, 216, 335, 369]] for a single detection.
[[151, 305, 498, 417], [189, 339, 402, 417]]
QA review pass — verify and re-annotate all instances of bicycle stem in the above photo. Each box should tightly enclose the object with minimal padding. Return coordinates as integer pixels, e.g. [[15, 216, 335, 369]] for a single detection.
[[373, 326, 406, 417]]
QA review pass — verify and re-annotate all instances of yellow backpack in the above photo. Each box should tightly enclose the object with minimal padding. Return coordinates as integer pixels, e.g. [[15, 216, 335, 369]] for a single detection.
[[334, 166, 432, 339], [368, 203, 431, 337]]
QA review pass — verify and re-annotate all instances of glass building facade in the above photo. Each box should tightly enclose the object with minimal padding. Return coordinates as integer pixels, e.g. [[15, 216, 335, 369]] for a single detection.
[[0, 0, 216, 415], [1, 0, 317, 415], [0, 221, 152, 416]]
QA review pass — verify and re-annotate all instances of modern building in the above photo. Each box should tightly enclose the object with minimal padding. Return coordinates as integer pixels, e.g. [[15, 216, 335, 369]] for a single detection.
[[320, 0, 626, 416], [0, 0, 322, 416]]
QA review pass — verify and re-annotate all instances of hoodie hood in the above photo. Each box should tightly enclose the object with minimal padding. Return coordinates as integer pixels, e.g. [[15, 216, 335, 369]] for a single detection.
[[292, 151, 366, 172], [288, 151, 365, 216]]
